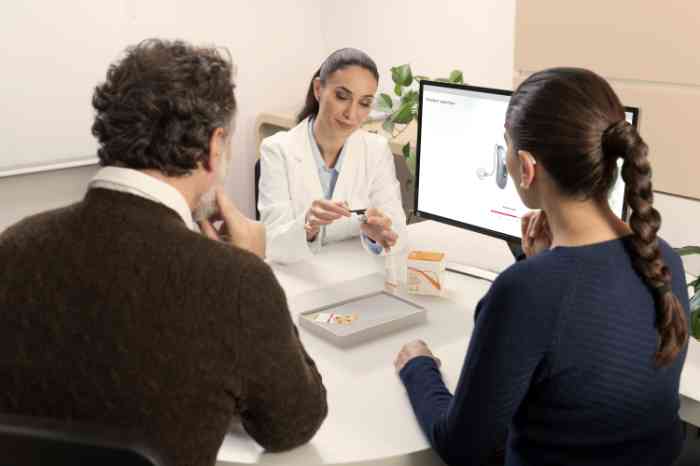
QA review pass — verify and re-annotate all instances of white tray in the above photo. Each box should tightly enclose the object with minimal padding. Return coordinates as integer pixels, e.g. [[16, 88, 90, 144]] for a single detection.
[[296, 274, 427, 347]]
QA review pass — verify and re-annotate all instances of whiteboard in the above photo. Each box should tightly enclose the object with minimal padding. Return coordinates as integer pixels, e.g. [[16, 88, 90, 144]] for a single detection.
[[0, 1, 179, 178]]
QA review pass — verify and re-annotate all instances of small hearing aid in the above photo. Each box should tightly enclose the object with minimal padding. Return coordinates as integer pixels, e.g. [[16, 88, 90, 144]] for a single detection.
[[350, 208, 368, 223]]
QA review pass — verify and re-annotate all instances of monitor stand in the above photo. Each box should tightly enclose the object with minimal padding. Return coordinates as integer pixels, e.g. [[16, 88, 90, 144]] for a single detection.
[[506, 240, 525, 260], [445, 239, 524, 283]]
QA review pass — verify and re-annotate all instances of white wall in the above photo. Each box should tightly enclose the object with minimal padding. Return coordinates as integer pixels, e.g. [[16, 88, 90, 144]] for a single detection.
[[320, 0, 516, 92], [0, 0, 325, 228]]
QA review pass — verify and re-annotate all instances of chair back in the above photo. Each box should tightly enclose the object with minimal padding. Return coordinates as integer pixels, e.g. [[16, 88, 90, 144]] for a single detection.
[[0, 414, 167, 466]]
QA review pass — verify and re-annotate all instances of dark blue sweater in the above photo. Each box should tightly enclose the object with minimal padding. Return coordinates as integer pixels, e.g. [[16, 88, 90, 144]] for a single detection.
[[400, 237, 690, 466]]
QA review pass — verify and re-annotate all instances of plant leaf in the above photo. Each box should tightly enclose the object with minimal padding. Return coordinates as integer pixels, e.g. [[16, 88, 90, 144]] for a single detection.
[[376, 93, 393, 112], [675, 246, 700, 256], [435, 77, 450, 83], [406, 149, 416, 177], [692, 309, 700, 340], [402, 89, 419, 106], [402, 142, 411, 159], [391, 64, 413, 87], [394, 83, 403, 97], [392, 103, 414, 124], [691, 288, 700, 306], [448, 70, 464, 84], [382, 117, 395, 134]]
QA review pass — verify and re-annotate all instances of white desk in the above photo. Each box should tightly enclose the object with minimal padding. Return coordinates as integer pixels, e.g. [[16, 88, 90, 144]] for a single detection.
[[217, 221, 700, 465]]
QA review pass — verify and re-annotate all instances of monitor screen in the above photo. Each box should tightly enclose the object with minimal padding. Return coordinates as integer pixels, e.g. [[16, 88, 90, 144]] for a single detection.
[[415, 80, 639, 242]]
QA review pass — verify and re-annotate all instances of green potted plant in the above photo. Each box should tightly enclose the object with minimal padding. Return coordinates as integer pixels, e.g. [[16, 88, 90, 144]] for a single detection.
[[376, 64, 464, 174], [676, 246, 700, 341], [375, 64, 464, 220]]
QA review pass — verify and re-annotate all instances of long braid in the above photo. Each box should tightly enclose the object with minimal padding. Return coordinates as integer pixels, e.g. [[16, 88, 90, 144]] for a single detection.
[[605, 120, 688, 366]]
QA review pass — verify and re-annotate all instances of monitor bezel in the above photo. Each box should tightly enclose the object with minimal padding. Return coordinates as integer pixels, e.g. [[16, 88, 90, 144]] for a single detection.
[[414, 79, 639, 244]]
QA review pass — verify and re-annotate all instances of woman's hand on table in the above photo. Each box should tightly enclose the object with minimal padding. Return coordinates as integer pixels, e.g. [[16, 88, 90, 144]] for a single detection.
[[394, 340, 441, 373]]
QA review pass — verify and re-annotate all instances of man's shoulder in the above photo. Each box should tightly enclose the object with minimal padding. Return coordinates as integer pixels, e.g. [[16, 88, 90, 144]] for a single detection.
[[193, 236, 287, 319], [0, 202, 82, 246], [184, 231, 277, 287]]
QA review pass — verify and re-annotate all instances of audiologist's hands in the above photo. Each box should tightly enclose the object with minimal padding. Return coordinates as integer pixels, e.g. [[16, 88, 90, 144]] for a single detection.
[[521, 210, 552, 257], [199, 188, 266, 259], [304, 200, 351, 241], [360, 208, 398, 252]]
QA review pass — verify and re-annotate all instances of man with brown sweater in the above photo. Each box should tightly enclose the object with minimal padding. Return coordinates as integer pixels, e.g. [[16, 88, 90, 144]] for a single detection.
[[0, 39, 327, 466]]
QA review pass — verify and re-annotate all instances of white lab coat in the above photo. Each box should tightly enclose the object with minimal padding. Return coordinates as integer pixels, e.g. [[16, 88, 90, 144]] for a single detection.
[[258, 118, 407, 264]]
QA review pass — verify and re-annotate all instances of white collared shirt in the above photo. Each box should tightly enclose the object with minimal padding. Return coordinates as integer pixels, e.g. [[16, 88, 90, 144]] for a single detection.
[[88, 166, 196, 231], [307, 117, 347, 200]]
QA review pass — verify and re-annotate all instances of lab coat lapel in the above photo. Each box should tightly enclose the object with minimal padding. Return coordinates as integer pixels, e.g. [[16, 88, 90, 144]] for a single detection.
[[291, 118, 324, 202]]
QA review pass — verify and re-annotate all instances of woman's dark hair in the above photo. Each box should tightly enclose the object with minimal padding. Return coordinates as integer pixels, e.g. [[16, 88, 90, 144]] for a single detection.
[[506, 67, 687, 367], [92, 38, 236, 176], [297, 48, 379, 123]]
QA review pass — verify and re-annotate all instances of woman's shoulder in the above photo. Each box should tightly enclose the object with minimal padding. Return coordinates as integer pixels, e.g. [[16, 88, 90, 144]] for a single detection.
[[351, 127, 391, 149], [497, 236, 685, 289], [492, 248, 582, 296], [657, 237, 686, 278], [260, 119, 308, 152], [474, 252, 572, 326], [657, 237, 681, 261], [346, 128, 393, 165]]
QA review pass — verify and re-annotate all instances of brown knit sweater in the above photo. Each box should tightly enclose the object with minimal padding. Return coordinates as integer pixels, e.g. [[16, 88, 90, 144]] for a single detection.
[[0, 188, 327, 466]]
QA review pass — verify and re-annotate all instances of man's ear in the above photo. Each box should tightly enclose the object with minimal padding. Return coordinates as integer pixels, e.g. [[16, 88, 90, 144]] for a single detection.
[[518, 150, 537, 189], [205, 127, 226, 173], [313, 77, 322, 102]]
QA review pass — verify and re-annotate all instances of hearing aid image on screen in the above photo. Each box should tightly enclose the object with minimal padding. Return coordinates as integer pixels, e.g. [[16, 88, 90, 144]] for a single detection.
[[476, 144, 508, 190], [415, 81, 637, 242]]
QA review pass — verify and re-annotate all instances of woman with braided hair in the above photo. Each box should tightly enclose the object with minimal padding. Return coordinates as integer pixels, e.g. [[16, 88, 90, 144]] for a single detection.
[[394, 68, 690, 466]]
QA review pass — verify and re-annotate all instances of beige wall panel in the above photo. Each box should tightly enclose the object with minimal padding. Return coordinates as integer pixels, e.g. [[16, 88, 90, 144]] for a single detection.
[[515, 0, 700, 200], [515, 0, 700, 86], [609, 81, 698, 199]]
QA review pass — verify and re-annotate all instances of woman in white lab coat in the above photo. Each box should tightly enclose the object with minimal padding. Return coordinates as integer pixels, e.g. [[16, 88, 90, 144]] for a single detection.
[[258, 48, 406, 264]]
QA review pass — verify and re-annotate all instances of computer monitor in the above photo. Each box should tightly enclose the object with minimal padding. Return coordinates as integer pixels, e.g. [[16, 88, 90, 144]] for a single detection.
[[415, 80, 639, 245]]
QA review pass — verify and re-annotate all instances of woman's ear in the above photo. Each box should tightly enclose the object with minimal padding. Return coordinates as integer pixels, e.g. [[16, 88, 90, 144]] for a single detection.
[[517, 150, 537, 189], [313, 77, 322, 102]]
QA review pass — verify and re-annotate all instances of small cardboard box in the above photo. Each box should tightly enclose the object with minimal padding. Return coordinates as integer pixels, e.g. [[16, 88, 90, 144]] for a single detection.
[[407, 250, 446, 296]]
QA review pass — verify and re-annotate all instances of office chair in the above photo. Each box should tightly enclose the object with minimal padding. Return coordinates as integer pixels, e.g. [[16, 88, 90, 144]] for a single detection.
[[0, 414, 167, 466], [254, 159, 261, 220], [392, 152, 414, 221]]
